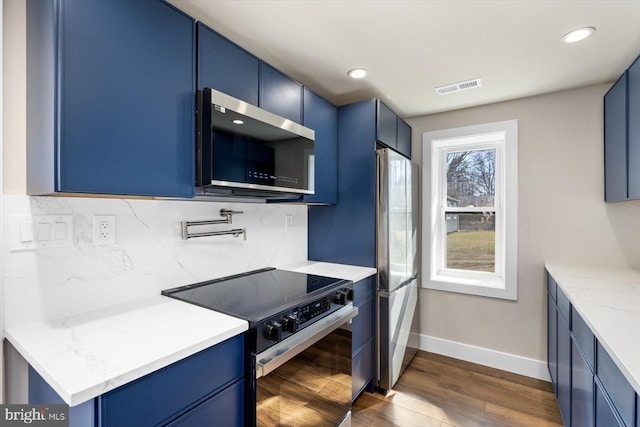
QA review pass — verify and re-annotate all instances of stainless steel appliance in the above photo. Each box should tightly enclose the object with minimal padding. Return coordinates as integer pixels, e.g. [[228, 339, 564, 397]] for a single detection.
[[376, 148, 420, 392], [162, 268, 357, 427], [196, 88, 315, 200]]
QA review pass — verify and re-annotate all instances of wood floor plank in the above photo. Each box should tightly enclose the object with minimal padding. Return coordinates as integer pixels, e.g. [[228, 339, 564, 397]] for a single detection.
[[353, 350, 562, 427]]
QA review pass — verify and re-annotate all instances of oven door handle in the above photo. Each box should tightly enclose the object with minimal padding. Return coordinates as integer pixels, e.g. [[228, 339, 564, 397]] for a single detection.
[[254, 304, 359, 379]]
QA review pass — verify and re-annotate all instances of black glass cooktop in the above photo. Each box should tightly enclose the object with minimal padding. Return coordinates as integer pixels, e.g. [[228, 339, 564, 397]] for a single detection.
[[162, 268, 347, 320]]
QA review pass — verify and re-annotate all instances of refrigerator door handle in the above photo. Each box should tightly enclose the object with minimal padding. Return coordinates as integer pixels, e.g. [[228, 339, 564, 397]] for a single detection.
[[377, 275, 419, 297]]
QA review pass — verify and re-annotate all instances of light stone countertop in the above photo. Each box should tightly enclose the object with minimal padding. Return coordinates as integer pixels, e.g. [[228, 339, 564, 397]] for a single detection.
[[278, 260, 377, 283], [5, 295, 248, 406], [545, 263, 640, 395]]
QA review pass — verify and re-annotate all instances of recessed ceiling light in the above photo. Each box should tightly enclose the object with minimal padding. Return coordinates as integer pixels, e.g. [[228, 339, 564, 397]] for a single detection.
[[232, 119, 244, 125], [347, 68, 367, 79], [562, 27, 595, 43]]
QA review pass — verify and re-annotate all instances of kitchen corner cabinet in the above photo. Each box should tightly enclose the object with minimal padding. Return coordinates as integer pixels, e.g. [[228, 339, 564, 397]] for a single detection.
[[260, 62, 303, 124], [302, 88, 338, 204], [546, 270, 638, 427], [29, 335, 245, 427], [27, 0, 196, 197], [197, 22, 259, 105], [352, 276, 376, 401]]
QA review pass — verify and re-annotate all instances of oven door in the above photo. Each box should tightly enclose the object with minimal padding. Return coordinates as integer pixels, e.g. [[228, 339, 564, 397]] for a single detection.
[[253, 305, 358, 427]]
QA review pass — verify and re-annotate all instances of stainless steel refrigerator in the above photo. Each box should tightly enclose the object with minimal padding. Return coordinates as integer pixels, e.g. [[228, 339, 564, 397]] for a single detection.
[[376, 147, 420, 392]]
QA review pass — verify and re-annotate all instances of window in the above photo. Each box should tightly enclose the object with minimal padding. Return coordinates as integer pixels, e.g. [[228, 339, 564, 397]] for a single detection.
[[422, 120, 518, 300]]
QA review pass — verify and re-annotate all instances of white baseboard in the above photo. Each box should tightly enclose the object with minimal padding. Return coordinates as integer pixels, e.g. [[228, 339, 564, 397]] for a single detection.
[[409, 332, 551, 382]]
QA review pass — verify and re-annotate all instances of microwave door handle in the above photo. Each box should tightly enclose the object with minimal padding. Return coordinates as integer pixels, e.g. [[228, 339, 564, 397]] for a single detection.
[[254, 305, 358, 379]]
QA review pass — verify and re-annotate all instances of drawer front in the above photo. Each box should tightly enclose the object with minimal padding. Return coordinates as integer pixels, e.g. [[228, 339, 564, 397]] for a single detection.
[[557, 286, 571, 326], [101, 335, 244, 427], [353, 276, 375, 306], [547, 271, 557, 302], [572, 306, 595, 370], [166, 380, 244, 427], [596, 379, 624, 427], [352, 338, 373, 402], [596, 342, 635, 427], [352, 298, 374, 352]]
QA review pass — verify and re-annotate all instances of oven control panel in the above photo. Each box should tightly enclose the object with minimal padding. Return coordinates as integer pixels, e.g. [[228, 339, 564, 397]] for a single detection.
[[256, 284, 354, 353]]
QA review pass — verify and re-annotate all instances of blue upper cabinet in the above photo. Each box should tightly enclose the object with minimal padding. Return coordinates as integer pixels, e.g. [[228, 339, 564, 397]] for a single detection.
[[377, 100, 398, 150], [604, 73, 628, 202], [260, 62, 303, 124], [397, 117, 412, 159], [376, 100, 411, 159], [197, 23, 259, 105], [302, 88, 338, 204], [628, 56, 640, 199], [27, 0, 196, 197]]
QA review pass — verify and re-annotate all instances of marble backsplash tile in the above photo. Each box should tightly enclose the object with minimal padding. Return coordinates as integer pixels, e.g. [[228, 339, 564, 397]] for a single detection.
[[2, 195, 308, 329]]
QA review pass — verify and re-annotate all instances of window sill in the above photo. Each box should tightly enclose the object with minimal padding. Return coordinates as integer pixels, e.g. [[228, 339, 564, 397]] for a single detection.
[[424, 275, 516, 301]]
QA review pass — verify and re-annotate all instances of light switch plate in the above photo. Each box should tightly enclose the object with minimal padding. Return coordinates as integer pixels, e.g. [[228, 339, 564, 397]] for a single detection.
[[10, 215, 74, 251]]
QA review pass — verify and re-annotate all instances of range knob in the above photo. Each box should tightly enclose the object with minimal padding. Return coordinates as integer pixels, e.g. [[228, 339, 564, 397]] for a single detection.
[[282, 314, 298, 333], [343, 288, 354, 302], [264, 322, 282, 342], [334, 290, 347, 306]]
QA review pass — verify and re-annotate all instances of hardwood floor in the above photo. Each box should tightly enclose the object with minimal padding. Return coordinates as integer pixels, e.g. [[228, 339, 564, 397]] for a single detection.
[[352, 351, 563, 427]]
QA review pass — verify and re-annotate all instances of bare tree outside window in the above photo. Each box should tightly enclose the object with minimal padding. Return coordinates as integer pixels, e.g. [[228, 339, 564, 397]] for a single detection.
[[445, 149, 496, 272]]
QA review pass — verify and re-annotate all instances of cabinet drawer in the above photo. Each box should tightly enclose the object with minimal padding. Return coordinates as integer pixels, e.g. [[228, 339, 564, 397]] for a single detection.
[[557, 286, 571, 326], [352, 339, 373, 402], [352, 298, 374, 351], [596, 342, 635, 427], [100, 335, 244, 427], [166, 380, 244, 427], [353, 276, 375, 306], [571, 306, 595, 370], [546, 270, 557, 302], [596, 379, 624, 427]]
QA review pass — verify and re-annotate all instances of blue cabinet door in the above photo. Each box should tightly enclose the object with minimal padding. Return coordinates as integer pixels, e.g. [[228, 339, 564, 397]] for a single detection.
[[557, 312, 571, 426], [260, 62, 302, 123], [377, 100, 397, 149], [56, 0, 195, 197], [604, 73, 628, 202], [628, 56, 640, 199], [197, 23, 259, 105], [595, 380, 624, 427], [308, 100, 377, 267], [572, 339, 594, 427], [302, 88, 338, 204], [596, 342, 636, 427], [397, 117, 412, 159], [548, 293, 558, 390]]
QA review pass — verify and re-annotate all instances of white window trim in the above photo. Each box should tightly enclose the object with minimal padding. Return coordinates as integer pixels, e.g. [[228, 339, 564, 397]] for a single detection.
[[422, 120, 518, 300]]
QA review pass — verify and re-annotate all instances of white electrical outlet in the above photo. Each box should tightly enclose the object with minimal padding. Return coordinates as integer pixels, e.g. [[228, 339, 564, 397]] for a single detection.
[[93, 215, 116, 245]]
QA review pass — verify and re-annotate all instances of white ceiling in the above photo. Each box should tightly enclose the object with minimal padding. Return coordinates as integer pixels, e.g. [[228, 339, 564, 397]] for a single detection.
[[169, 0, 640, 118]]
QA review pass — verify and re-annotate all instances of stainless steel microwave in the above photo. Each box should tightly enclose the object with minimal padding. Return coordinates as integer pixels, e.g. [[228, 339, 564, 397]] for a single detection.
[[196, 88, 315, 200]]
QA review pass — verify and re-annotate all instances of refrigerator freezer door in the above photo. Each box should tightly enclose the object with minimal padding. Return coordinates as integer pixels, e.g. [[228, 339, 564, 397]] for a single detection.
[[377, 278, 419, 391]]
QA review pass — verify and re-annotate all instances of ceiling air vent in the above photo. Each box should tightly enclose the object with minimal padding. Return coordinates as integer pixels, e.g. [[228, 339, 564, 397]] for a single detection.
[[435, 78, 482, 96]]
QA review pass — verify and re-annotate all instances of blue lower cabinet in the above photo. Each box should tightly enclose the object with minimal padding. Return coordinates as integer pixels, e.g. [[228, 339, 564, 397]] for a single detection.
[[571, 338, 594, 427], [557, 311, 571, 427], [352, 299, 374, 351], [352, 339, 373, 402], [596, 342, 635, 427], [165, 380, 244, 427], [596, 379, 624, 426], [548, 293, 558, 390], [28, 367, 96, 427], [100, 335, 243, 426]]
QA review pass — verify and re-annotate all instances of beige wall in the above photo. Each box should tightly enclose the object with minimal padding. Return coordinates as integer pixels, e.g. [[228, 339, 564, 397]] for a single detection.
[[3, 0, 25, 194], [408, 84, 640, 361]]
